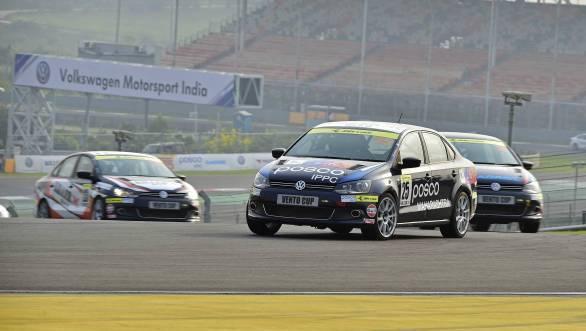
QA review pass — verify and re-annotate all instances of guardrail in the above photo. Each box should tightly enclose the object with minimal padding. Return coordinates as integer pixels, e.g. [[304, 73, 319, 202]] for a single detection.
[[198, 188, 249, 224]]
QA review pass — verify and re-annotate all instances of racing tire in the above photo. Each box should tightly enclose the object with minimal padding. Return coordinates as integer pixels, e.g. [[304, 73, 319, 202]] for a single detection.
[[361, 194, 398, 241], [519, 222, 540, 233], [330, 225, 353, 235], [440, 191, 470, 238], [91, 198, 105, 220], [36, 200, 51, 219], [246, 207, 281, 236], [471, 223, 491, 232]]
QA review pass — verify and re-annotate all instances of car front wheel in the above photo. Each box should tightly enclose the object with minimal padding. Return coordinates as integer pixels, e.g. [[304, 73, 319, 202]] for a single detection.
[[36, 200, 51, 219], [361, 194, 398, 240], [440, 191, 470, 238], [519, 222, 540, 233], [91, 198, 105, 220]]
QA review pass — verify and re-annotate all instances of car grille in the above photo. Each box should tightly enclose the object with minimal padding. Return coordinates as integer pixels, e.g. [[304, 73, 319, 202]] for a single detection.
[[263, 203, 334, 220], [138, 192, 187, 198], [477, 184, 523, 191], [137, 208, 190, 220], [269, 181, 335, 191], [476, 204, 526, 216]]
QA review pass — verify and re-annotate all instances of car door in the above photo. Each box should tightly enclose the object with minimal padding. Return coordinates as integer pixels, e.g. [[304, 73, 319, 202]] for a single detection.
[[48, 155, 79, 218], [421, 132, 456, 220], [70, 155, 95, 218], [396, 131, 430, 223]]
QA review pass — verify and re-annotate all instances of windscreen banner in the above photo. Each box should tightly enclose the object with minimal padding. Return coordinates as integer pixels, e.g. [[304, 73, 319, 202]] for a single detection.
[[13, 53, 235, 106]]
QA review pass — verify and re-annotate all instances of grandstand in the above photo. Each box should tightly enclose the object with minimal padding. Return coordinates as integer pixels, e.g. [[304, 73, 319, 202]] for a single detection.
[[160, 0, 586, 132]]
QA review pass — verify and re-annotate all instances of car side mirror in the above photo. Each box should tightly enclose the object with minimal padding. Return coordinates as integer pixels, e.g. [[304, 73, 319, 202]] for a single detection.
[[272, 148, 286, 159], [400, 157, 422, 169], [176, 174, 187, 181], [522, 161, 533, 170], [77, 171, 97, 183]]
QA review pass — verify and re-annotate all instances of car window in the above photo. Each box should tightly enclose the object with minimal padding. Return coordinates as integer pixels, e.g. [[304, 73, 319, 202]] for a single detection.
[[56, 156, 79, 178], [76, 156, 94, 175], [423, 132, 448, 163], [398, 132, 425, 164]]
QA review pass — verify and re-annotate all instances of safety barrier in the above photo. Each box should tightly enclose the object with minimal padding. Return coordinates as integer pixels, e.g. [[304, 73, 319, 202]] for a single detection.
[[198, 188, 249, 224]]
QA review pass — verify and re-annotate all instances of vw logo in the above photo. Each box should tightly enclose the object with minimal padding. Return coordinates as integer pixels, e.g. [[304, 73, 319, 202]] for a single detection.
[[36, 61, 50, 84], [295, 180, 306, 191], [491, 182, 501, 192], [159, 191, 168, 198]]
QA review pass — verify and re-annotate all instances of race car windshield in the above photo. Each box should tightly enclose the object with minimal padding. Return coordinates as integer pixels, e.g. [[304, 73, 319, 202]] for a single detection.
[[450, 140, 520, 166], [286, 128, 397, 162], [96, 157, 176, 177]]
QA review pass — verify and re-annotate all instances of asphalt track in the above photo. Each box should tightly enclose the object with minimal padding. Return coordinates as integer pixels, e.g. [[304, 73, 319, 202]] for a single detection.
[[1, 218, 585, 293]]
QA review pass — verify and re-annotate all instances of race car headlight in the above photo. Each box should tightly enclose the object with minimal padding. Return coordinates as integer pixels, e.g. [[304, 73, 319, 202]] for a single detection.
[[186, 189, 199, 201], [335, 180, 372, 194], [253, 173, 269, 189], [113, 187, 136, 197], [523, 181, 541, 194]]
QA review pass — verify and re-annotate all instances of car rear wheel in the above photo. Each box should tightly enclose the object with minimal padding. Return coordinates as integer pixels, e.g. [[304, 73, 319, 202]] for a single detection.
[[519, 222, 540, 233], [440, 191, 470, 238], [471, 223, 491, 232], [91, 198, 105, 220], [330, 225, 353, 235], [36, 200, 51, 219], [361, 194, 397, 240]]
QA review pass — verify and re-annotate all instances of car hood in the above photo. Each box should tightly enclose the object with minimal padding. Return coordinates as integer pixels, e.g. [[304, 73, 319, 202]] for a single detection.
[[475, 165, 534, 185], [260, 157, 385, 185], [102, 175, 190, 192]]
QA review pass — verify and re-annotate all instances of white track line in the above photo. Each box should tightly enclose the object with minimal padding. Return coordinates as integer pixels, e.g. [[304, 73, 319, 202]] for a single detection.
[[1, 291, 585, 296]]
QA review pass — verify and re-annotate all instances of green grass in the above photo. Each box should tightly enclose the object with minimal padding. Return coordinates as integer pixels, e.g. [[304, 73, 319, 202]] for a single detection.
[[550, 230, 586, 235], [529, 154, 586, 174]]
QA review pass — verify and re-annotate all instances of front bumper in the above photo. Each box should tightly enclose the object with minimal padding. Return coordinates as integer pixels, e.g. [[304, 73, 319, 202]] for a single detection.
[[104, 196, 199, 221], [247, 187, 379, 227], [472, 189, 542, 224]]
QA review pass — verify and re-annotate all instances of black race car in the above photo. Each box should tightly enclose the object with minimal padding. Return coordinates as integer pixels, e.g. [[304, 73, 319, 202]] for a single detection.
[[247, 121, 477, 240], [444, 132, 542, 233], [35, 151, 199, 221]]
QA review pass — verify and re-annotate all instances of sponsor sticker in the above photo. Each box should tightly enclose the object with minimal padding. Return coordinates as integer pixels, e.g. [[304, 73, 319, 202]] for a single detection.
[[341, 195, 356, 203], [416, 199, 452, 211], [448, 138, 506, 146], [366, 204, 377, 218], [356, 195, 378, 203], [308, 127, 399, 139], [106, 198, 123, 203], [363, 218, 375, 224], [399, 174, 412, 206], [341, 195, 379, 203], [95, 155, 157, 161], [106, 204, 115, 213]]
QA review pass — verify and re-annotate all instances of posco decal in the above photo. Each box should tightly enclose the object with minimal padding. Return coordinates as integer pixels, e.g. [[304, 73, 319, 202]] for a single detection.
[[273, 166, 344, 183]]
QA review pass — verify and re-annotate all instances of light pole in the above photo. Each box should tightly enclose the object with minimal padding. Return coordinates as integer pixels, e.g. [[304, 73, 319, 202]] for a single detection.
[[502, 91, 532, 147]]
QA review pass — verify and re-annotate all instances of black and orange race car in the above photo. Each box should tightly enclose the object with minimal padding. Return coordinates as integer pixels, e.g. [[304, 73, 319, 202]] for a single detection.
[[34, 151, 199, 221]]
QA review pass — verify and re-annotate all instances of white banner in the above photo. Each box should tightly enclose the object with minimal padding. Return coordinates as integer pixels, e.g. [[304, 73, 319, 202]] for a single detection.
[[13, 54, 236, 106], [173, 153, 273, 171], [15, 153, 273, 173], [15, 155, 65, 173]]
